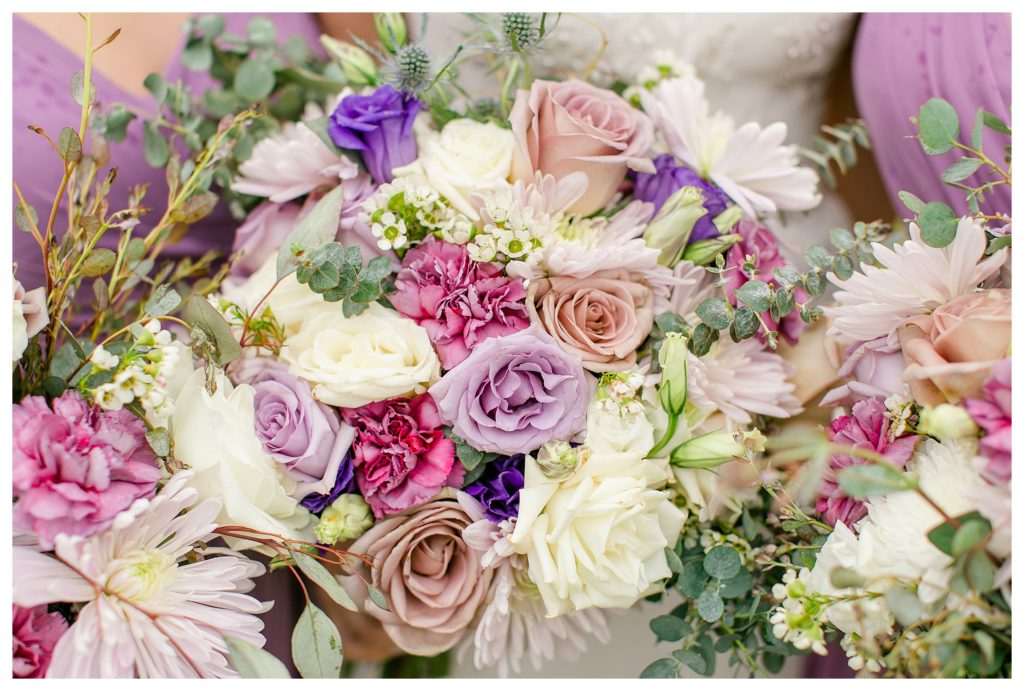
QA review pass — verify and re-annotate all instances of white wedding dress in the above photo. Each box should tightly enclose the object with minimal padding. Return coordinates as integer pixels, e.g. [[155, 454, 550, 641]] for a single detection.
[[413, 12, 857, 678]]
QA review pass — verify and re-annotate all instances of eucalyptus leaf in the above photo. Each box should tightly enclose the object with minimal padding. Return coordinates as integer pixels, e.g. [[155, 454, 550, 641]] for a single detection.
[[650, 615, 690, 643], [145, 427, 171, 457], [80, 248, 117, 277], [696, 297, 731, 330], [368, 585, 389, 611], [182, 294, 242, 366], [225, 636, 290, 678], [689, 322, 717, 357], [941, 158, 982, 183], [181, 38, 214, 72], [734, 280, 772, 313], [679, 560, 709, 598], [15, 202, 39, 234], [703, 545, 741, 580], [277, 185, 347, 279], [917, 201, 958, 248], [57, 127, 82, 163], [235, 59, 276, 102], [640, 658, 679, 679], [291, 603, 343, 679], [696, 590, 725, 622], [918, 98, 960, 155], [837, 462, 913, 500], [673, 649, 707, 675], [70, 70, 96, 106], [898, 190, 927, 215], [981, 110, 1011, 136], [144, 285, 182, 317], [292, 551, 358, 612], [143, 121, 170, 167], [729, 307, 759, 341], [143, 73, 168, 104]]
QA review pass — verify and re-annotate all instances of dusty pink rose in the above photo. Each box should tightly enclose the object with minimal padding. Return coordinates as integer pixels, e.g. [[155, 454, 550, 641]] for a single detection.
[[527, 269, 654, 372], [13, 604, 68, 678], [725, 219, 806, 345], [12, 391, 161, 549], [898, 289, 1011, 405], [965, 358, 1011, 481], [509, 79, 654, 215], [342, 393, 461, 518], [820, 336, 907, 407], [391, 240, 529, 369], [340, 489, 492, 656], [816, 396, 920, 528], [14, 279, 48, 339]]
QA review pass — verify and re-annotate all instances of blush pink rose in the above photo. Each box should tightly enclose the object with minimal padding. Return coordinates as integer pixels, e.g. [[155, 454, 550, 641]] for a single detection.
[[527, 269, 655, 372], [509, 79, 654, 215], [339, 489, 492, 656], [898, 289, 1011, 405]]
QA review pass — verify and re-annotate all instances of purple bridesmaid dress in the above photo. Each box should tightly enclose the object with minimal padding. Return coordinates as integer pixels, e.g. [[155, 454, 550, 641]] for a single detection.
[[853, 13, 1011, 218], [12, 13, 327, 673]]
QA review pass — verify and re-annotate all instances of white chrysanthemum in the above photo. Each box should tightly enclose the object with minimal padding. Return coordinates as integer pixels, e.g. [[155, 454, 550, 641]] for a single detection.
[[232, 120, 358, 202], [13, 472, 268, 678], [686, 337, 802, 425], [826, 217, 1008, 345], [640, 75, 821, 217]]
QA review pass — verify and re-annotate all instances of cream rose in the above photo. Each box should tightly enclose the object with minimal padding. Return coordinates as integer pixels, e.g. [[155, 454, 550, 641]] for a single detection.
[[394, 118, 515, 219], [281, 301, 440, 408], [171, 368, 313, 547], [509, 449, 685, 616], [13, 279, 48, 364]]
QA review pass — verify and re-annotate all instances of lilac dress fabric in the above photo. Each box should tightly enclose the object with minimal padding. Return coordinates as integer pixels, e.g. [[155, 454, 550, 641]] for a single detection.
[[11, 14, 324, 293], [853, 13, 1011, 218]]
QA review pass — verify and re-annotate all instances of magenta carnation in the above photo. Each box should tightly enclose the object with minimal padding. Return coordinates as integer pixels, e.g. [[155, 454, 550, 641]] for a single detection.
[[342, 393, 462, 518], [12, 391, 161, 549], [725, 219, 807, 345], [816, 396, 920, 528], [13, 604, 68, 678], [965, 358, 1011, 482], [391, 239, 530, 369]]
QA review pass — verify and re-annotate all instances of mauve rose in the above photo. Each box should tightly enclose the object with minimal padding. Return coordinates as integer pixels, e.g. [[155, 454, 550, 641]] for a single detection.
[[816, 396, 920, 528], [244, 359, 356, 498], [725, 219, 806, 345], [634, 153, 731, 242], [340, 489, 492, 656], [328, 85, 423, 183], [13, 604, 67, 678], [898, 289, 1011, 405], [820, 336, 907, 407], [391, 239, 530, 369], [509, 79, 655, 216], [965, 358, 1011, 481], [428, 327, 591, 455], [527, 270, 655, 372], [230, 201, 304, 278], [342, 393, 461, 518]]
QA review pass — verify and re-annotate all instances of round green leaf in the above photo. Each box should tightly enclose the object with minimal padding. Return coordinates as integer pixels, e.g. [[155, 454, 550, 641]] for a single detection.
[[829, 227, 855, 251], [898, 190, 926, 215], [234, 59, 276, 103], [941, 158, 983, 183], [181, 38, 214, 72], [696, 296, 731, 330], [733, 280, 772, 313], [703, 545, 741, 580], [696, 590, 725, 622], [649, 615, 691, 643], [803, 244, 831, 269], [640, 658, 679, 679], [918, 98, 960, 155], [831, 253, 854, 281], [673, 649, 707, 675], [80, 248, 117, 277], [679, 560, 709, 598], [917, 201, 958, 248], [247, 17, 277, 46], [729, 306, 759, 341], [718, 568, 753, 598], [142, 121, 170, 168], [196, 14, 226, 38]]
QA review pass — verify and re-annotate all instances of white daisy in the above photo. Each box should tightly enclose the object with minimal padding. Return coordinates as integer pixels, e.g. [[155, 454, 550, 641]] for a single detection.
[[640, 75, 821, 217], [826, 217, 1008, 345], [13, 472, 268, 678]]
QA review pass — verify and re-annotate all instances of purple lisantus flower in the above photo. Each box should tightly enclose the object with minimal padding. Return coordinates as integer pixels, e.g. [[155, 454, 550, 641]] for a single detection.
[[634, 153, 732, 243], [327, 84, 423, 184], [465, 454, 525, 523]]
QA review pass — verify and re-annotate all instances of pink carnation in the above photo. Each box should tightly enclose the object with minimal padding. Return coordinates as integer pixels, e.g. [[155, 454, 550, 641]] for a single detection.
[[725, 219, 806, 345], [391, 239, 529, 369], [13, 604, 68, 678], [816, 396, 920, 528], [342, 393, 462, 518], [12, 391, 160, 549], [965, 358, 1011, 481]]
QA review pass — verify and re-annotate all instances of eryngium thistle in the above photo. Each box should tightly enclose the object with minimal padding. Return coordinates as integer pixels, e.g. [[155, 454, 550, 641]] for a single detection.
[[389, 44, 432, 95], [503, 13, 541, 52]]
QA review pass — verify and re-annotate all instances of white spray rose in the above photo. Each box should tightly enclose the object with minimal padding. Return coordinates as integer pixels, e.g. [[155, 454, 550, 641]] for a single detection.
[[281, 301, 440, 408], [394, 118, 515, 219], [13, 279, 48, 365], [171, 368, 313, 547], [509, 449, 685, 616]]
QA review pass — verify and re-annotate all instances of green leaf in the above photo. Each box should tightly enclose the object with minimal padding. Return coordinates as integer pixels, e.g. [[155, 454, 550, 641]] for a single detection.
[[917, 201, 958, 248], [145, 427, 171, 457], [679, 560, 709, 598], [664, 547, 684, 575], [837, 462, 913, 500], [673, 649, 707, 675], [277, 185, 347, 279], [696, 297, 731, 330], [696, 590, 724, 622], [803, 244, 831, 269], [763, 652, 785, 674], [368, 585, 389, 611], [987, 234, 1012, 255], [803, 270, 826, 297], [981, 110, 1011, 136], [971, 109, 984, 149], [102, 106, 136, 143], [181, 37, 214, 72], [718, 569, 753, 599], [225, 636, 290, 678], [303, 116, 345, 156], [885, 585, 924, 627], [729, 306, 758, 341], [735, 280, 772, 313], [831, 253, 854, 281], [42, 376, 67, 398], [689, 322, 717, 357], [247, 17, 277, 46], [182, 294, 243, 367], [143, 73, 167, 104], [143, 121, 170, 167], [774, 287, 795, 317], [950, 517, 993, 557], [234, 59, 276, 103], [70, 70, 96, 106], [15, 202, 38, 234], [898, 190, 927, 215], [654, 311, 688, 335], [80, 248, 116, 277], [829, 227, 855, 251], [291, 603, 343, 678], [772, 265, 802, 287], [57, 127, 82, 163], [640, 658, 679, 679], [703, 545, 741, 580], [292, 551, 358, 612], [928, 520, 957, 556], [196, 14, 226, 38], [918, 98, 960, 155], [650, 615, 691, 643], [941, 158, 982, 183], [144, 285, 182, 317], [965, 551, 996, 593]]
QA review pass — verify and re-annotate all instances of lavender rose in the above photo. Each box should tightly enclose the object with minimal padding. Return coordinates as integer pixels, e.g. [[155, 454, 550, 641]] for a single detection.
[[509, 79, 655, 216], [634, 153, 731, 242], [428, 327, 590, 455], [328, 84, 423, 183], [242, 358, 356, 498], [340, 489, 492, 656]]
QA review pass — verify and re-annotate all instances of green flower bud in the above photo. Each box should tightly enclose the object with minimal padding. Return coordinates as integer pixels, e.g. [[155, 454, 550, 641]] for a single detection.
[[658, 333, 689, 417], [918, 404, 979, 440], [374, 13, 408, 54], [681, 233, 742, 266], [535, 441, 587, 481], [643, 186, 708, 267], [320, 36, 379, 85], [712, 206, 743, 234], [315, 494, 374, 545], [670, 430, 743, 469]]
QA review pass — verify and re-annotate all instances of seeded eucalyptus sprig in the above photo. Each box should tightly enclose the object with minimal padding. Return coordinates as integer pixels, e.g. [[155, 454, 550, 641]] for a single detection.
[[799, 118, 872, 189]]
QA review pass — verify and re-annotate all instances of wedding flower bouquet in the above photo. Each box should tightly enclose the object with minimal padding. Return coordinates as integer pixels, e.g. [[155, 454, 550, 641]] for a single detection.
[[11, 13, 1011, 679]]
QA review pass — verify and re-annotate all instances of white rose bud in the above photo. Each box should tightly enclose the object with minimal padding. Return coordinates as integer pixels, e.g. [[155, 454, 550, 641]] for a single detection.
[[315, 494, 375, 545], [918, 404, 979, 440]]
